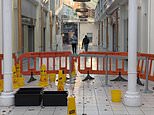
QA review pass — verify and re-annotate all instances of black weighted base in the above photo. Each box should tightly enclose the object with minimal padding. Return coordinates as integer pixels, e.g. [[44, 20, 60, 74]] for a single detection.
[[27, 72, 37, 83], [137, 76, 144, 86], [110, 72, 127, 82], [82, 71, 94, 81]]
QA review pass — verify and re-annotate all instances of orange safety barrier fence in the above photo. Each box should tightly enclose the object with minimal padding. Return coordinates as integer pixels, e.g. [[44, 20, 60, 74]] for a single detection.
[[78, 52, 154, 81], [78, 52, 128, 75], [18, 51, 72, 75], [0, 51, 154, 82], [137, 53, 154, 81]]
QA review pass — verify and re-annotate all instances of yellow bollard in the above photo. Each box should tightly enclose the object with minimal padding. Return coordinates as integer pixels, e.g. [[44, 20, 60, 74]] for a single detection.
[[0, 79, 3, 92], [39, 64, 48, 87], [49, 73, 56, 83], [67, 96, 77, 115], [57, 81, 64, 91], [111, 89, 122, 102]]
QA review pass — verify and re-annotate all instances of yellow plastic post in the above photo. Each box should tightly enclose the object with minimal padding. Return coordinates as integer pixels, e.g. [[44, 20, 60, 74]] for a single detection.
[[18, 77, 25, 87], [57, 81, 64, 91], [62, 74, 67, 83], [13, 77, 19, 89], [68, 96, 77, 115], [15, 64, 25, 87], [12, 65, 19, 89], [0, 79, 3, 92], [39, 64, 48, 87], [49, 73, 56, 83], [71, 64, 76, 78], [16, 64, 21, 77], [111, 89, 121, 102], [58, 70, 63, 82]]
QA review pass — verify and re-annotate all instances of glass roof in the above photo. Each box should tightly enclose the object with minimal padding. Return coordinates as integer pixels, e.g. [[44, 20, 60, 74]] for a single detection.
[[85, 0, 98, 9]]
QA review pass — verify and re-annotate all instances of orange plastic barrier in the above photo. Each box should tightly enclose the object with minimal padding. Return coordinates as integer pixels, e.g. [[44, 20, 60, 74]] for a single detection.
[[137, 53, 154, 81], [78, 52, 154, 81], [78, 52, 128, 75], [18, 51, 72, 75]]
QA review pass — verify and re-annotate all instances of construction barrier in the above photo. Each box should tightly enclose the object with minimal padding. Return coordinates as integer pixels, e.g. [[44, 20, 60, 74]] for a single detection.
[[78, 52, 128, 75], [0, 51, 154, 82], [78, 52, 154, 81], [18, 51, 72, 75]]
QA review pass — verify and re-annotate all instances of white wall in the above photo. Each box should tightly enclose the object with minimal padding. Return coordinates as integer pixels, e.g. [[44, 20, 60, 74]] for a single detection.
[[79, 22, 98, 47], [148, 0, 154, 53], [139, 0, 148, 53], [35, 3, 42, 52], [103, 19, 106, 49], [12, 0, 18, 53]]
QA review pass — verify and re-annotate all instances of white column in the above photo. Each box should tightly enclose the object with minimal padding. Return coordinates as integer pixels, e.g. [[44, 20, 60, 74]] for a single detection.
[[45, 1, 51, 51], [35, 3, 41, 52], [0, 0, 14, 106], [103, 19, 106, 49], [100, 21, 103, 46], [52, 0, 57, 50], [124, 0, 141, 106], [0, 0, 2, 53], [108, 17, 113, 51], [119, 5, 125, 52]]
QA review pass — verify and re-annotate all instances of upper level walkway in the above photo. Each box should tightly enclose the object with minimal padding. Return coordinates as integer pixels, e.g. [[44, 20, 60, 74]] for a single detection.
[[0, 44, 154, 115]]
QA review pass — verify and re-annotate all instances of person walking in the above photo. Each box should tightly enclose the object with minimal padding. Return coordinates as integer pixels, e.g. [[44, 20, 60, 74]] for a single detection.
[[82, 35, 89, 52], [71, 33, 78, 54]]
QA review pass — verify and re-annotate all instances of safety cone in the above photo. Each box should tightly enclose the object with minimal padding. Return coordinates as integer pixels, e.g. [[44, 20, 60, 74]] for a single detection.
[[49, 73, 56, 83], [12, 65, 19, 89], [16, 64, 21, 77], [58, 70, 66, 83], [18, 77, 25, 87], [16, 64, 25, 87], [67, 96, 77, 115], [0, 79, 3, 92], [38, 64, 48, 87], [57, 81, 64, 91], [71, 63, 77, 78]]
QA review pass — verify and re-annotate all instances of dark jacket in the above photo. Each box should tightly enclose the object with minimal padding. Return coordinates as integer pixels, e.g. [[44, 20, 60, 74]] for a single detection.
[[82, 37, 89, 45]]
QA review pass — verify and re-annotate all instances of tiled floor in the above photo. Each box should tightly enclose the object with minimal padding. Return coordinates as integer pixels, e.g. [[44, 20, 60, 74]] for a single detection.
[[1, 74, 154, 115], [1, 45, 154, 115]]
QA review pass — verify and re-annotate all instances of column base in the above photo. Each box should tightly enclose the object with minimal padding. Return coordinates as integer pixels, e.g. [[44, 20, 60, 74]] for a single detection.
[[0, 92, 15, 106], [123, 91, 141, 107]]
